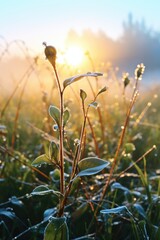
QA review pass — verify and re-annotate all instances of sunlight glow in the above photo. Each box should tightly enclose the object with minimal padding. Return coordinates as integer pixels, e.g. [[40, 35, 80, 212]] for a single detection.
[[65, 46, 83, 66], [57, 46, 84, 66]]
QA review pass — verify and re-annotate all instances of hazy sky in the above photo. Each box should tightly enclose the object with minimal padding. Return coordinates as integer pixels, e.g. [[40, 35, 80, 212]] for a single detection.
[[0, 0, 160, 52]]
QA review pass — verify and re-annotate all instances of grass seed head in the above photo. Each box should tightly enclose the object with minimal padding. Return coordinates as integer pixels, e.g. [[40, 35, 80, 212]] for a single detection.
[[135, 63, 145, 80]]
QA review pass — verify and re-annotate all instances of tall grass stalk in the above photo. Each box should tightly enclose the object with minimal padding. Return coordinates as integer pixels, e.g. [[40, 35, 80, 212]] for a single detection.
[[100, 90, 138, 200], [11, 73, 31, 148], [85, 52, 105, 143], [87, 64, 146, 233], [1, 65, 34, 118], [101, 63, 145, 201]]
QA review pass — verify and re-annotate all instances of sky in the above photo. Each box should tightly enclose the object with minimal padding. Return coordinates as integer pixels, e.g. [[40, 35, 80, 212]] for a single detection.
[[0, 0, 160, 53]]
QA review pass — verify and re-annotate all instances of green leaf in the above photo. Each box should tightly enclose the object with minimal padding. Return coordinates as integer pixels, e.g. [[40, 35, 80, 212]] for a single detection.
[[111, 182, 130, 193], [44, 216, 69, 240], [133, 203, 146, 219], [31, 185, 61, 197], [97, 86, 107, 96], [76, 157, 109, 178], [89, 101, 98, 109], [49, 141, 59, 163], [138, 220, 149, 239], [49, 105, 60, 127], [31, 185, 51, 195], [63, 72, 103, 89], [70, 177, 81, 195], [0, 209, 16, 221], [50, 169, 60, 182], [101, 206, 129, 215], [32, 154, 51, 167], [133, 161, 151, 202], [155, 226, 160, 239], [63, 108, 70, 127], [80, 89, 87, 101]]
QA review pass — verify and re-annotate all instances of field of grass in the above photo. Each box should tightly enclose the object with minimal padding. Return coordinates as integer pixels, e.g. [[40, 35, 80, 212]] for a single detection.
[[0, 42, 160, 240]]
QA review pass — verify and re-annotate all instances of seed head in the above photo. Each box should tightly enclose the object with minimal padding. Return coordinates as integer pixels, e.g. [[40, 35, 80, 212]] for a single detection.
[[43, 42, 57, 68], [135, 63, 145, 80], [122, 72, 130, 88]]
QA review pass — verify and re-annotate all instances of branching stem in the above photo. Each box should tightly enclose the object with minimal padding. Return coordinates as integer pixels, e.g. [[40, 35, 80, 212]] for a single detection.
[[53, 66, 65, 196]]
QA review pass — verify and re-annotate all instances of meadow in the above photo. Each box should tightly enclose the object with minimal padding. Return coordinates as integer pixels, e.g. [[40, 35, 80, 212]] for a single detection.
[[0, 40, 160, 240]]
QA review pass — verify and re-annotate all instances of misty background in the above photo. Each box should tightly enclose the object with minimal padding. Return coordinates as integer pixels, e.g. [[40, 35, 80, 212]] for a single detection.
[[66, 14, 160, 81], [0, 14, 160, 95]]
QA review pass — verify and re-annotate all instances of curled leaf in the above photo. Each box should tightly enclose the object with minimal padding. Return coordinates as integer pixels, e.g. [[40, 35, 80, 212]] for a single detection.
[[63, 72, 103, 89], [31, 185, 61, 197], [31, 185, 52, 195]]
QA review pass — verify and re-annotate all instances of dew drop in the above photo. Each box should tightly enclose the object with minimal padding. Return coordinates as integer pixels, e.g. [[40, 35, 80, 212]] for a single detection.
[[53, 124, 59, 131]]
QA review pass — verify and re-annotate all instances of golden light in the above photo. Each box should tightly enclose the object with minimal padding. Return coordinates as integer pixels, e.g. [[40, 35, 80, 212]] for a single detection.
[[65, 46, 83, 66], [57, 46, 84, 66]]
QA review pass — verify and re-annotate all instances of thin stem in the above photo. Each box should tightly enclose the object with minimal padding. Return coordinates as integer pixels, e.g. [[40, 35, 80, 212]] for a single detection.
[[100, 90, 138, 201], [75, 101, 92, 164], [1, 65, 33, 118], [87, 116, 100, 157], [11, 72, 31, 149], [87, 90, 139, 233], [59, 92, 65, 194], [134, 102, 151, 127], [86, 76, 105, 144], [0, 146, 50, 180], [53, 65, 62, 93], [53, 66, 65, 196], [58, 94, 98, 217], [116, 145, 156, 181]]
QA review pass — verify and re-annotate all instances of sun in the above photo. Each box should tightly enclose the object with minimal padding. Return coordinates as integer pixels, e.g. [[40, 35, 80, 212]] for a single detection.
[[64, 46, 84, 66]]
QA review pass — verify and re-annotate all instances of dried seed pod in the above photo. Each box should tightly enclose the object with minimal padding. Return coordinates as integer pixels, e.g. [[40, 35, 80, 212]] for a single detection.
[[43, 42, 57, 67]]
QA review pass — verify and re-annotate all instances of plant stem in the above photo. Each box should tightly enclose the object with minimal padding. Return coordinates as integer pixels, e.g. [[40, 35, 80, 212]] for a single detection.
[[87, 90, 139, 233], [58, 95, 97, 217], [11, 72, 31, 149], [116, 145, 156, 180], [87, 116, 100, 157], [86, 76, 105, 143], [1, 65, 33, 118], [53, 66, 65, 195], [100, 90, 138, 201]]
